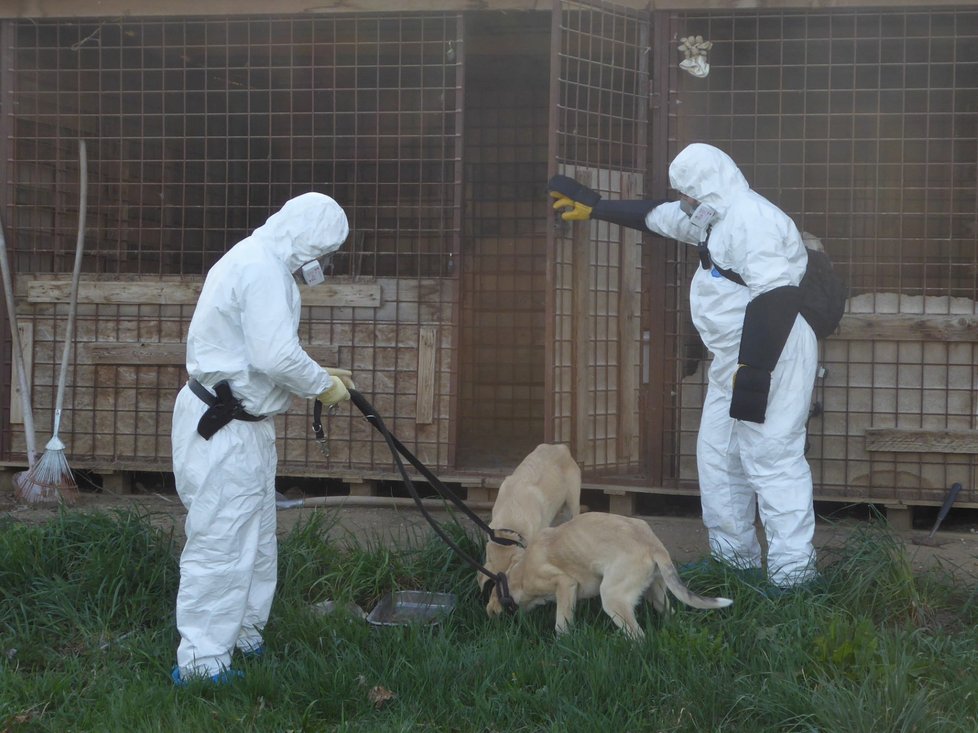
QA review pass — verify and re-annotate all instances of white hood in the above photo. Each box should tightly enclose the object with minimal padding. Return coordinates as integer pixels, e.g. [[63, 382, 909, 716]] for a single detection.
[[668, 143, 750, 219], [252, 191, 349, 272], [185, 192, 349, 416]]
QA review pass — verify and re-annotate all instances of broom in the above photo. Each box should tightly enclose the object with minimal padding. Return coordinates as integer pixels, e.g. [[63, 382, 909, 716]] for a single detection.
[[16, 140, 87, 505]]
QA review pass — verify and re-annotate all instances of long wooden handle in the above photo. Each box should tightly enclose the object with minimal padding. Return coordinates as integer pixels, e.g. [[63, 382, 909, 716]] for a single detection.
[[0, 216, 37, 465], [52, 139, 87, 438]]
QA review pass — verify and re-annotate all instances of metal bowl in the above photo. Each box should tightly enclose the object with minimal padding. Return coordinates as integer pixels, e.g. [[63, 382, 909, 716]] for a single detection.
[[366, 590, 456, 627]]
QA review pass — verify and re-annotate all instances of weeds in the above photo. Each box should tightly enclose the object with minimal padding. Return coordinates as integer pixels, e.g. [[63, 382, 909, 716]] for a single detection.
[[1, 508, 978, 732]]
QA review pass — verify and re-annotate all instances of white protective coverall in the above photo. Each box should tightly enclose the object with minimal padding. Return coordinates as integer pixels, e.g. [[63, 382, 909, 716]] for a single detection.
[[171, 192, 349, 677], [646, 144, 819, 587]]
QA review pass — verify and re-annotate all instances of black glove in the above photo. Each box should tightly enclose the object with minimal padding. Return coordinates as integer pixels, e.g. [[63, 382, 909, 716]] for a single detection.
[[548, 174, 667, 232], [730, 365, 770, 423], [548, 174, 602, 220]]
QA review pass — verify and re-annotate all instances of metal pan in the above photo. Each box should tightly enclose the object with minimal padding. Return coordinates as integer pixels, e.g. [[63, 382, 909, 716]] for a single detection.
[[366, 590, 456, 627]]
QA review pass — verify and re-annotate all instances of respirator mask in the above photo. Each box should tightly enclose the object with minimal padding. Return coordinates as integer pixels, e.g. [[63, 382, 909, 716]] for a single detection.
[[294, 253, 334, 286], [679, 194, 718, 230]]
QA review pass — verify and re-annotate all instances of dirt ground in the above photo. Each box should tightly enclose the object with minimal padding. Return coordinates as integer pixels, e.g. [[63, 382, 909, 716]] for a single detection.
[[3, 486, 978, 583]]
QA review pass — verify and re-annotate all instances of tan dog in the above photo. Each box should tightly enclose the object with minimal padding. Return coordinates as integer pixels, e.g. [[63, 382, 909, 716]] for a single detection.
[[478, 443, 581, 599], [487, 512, 732, 638]]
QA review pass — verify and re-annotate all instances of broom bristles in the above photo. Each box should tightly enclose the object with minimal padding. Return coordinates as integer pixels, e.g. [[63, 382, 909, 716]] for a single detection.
[[15, 443, 79, 505]]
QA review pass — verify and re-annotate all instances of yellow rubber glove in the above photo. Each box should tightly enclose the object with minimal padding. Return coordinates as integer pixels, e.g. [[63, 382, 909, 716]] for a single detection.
[[550, 192, 593, 221], [547, 175, 600, 222], [321, 366, 356, 390], [318, 369, 351, 406]]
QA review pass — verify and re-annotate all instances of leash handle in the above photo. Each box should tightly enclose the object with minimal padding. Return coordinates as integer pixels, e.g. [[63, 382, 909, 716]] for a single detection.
[[312, 399, 330, 458]]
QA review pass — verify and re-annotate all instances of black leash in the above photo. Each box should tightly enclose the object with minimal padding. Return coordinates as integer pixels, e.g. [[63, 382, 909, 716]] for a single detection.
[[328, 393, 522, 548], [334, 389, 519, 614], [312, 398, 330, 457]]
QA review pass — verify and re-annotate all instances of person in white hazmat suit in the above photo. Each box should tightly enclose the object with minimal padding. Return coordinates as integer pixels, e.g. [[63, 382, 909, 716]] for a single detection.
[[548, 143, 819, 589], [170, 192, 355, 684]]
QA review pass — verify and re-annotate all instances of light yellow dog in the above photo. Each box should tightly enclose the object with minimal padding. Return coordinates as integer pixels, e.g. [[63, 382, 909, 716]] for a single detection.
[[487, 512, 733, 638], [478, 443, 581, 601]]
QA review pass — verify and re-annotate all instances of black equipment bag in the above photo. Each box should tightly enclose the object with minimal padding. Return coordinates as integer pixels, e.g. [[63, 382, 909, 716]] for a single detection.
[[798, 248, 848, 339]]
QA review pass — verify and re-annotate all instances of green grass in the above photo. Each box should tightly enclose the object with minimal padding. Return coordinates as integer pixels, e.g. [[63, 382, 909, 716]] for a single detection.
[[2, 509, 977, 732]]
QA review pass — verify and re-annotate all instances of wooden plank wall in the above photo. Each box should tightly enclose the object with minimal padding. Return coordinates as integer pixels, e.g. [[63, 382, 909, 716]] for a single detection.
[[5, 275, 456, 475], [679, 293, 978, 507], [814, 293, 978, 506]]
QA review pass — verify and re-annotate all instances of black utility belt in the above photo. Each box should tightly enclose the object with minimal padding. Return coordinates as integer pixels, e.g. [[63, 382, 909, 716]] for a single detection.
[[188, 378, 265, 440]]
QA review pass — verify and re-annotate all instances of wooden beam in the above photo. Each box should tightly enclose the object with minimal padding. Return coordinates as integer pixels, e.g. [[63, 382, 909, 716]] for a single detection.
[[836, 313, 978, 342], [27, 280, 201, 305], [865, 428, 978, 455], [0, 1, 566, 18], [24, 278, 381, 308], [301, 283, 382, 308], [3, 0, 972, 18], [78, 342, 187, 365], [617, 172, 642, 463], [648, 0, 978, 7], [77, 341, 338, 365], [572, 169, 595, 466]]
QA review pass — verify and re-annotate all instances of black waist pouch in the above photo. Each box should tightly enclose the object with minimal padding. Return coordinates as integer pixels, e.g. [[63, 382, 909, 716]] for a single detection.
[[195, 381, 239, 440]]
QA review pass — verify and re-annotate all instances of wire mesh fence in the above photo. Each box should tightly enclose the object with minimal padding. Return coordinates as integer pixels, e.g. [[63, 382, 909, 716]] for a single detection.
[[1, 5, 975, 509], [2, 13, 464, 475], [665, 7, 978, 503]]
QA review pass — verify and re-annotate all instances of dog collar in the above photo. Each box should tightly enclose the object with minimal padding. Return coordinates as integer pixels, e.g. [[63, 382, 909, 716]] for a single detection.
[[490, 528, 526, 548]]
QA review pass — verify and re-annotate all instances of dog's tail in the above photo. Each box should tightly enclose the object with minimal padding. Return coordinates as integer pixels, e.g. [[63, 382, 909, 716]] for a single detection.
[[658, 557, 733, 610]]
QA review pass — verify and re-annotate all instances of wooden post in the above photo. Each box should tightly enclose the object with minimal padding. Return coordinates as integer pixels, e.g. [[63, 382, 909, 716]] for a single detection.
[[416, 325, 437, 424], [605, 489, 636, 516], [100, 470, 132, 495], [571, 169, 595, 465], [347, 479, 378, 497], [8, 322, 32, 424], [885, 504, 913, 531], [617, 172, 642, 463]]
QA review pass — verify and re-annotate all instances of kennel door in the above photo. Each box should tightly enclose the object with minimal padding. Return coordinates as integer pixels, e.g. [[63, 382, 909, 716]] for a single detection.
[[546, 1, 650, 475]]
